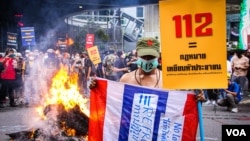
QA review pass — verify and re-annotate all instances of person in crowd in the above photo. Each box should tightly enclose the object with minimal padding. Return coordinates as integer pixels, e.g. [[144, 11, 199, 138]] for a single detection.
[[231, 49, 249, 95], [44, 48, 61, 82], [95, 62, 105, 78], [0, 48, 18, 108], [113, 50, 128, 81], [23, 51, 41, 106], [217, 73, 242, 113], [24, 49, 30, 60], [71, 52, 84, 92], [102, 50, 118, 81], [204, 89, 220, 106], [124, 49, 138, 72], [14, 52, 25, 105], [81, 51, 96, 97], [61, 52, 71, 75], [245, 49, 250, 92]]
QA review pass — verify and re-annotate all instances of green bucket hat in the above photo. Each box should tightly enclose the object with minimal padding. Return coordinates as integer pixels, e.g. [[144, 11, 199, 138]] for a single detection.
[[136, 37, 160, 57]]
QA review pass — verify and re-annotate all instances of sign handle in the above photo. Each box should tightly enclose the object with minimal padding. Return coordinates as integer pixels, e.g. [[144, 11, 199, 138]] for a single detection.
[[198, 101, 204, 141]]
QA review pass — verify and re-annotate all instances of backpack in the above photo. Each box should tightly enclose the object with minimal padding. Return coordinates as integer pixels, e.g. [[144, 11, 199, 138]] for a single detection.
[[103, 54, 117, 76]]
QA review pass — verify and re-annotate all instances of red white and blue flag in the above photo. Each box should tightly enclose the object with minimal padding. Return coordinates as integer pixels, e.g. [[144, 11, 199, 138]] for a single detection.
[[89, 79, 198, 141]]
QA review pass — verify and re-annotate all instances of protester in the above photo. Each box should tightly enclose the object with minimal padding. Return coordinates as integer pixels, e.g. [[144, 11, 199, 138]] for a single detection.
[[217, 73, 241, 113], [81, 51, 96, 97], [102, 50, 118, 81], [112, 50, 128, 81], [124, 49, 138, 72], [0, 48, 18, 108], [231, 49, 249, 95], [119, 37, 162, 88], [23, 51, 41, 106]]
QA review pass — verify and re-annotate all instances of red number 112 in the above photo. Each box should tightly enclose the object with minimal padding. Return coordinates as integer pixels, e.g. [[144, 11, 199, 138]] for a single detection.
[[173, 12, 212, 38]]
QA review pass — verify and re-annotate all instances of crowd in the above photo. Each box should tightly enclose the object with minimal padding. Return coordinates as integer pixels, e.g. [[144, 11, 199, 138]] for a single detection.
[[1, 37, 249, 114], [203, 49, 250, 113], [0, 48, 99, 108], [0, 41, 162, 108]]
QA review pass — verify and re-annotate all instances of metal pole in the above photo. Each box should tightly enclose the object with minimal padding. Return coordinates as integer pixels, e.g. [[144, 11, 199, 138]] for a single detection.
[[198, 101, 205, 141]]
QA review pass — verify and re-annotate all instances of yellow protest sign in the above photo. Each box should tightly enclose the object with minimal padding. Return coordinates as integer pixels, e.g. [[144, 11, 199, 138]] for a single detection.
[[159, 0, 227, 89], [87, 46, 101, 65]]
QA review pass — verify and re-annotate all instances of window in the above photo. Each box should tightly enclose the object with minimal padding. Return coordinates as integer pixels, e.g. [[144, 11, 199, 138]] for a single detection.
[[136, 7, 143, 18]]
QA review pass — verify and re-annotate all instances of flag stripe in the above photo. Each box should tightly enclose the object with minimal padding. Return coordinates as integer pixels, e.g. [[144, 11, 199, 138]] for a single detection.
[[89, 79, 108, 141], [182, 94, 198, 141], [103, 81, 125, 141]]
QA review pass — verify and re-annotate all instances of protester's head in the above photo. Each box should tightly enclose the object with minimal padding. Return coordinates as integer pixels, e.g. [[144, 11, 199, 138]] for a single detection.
[[136, 37, 160, 73], [109, 49, 115, 54], [5, 48, 15, 57], [81, 51, 88, 58], [47, 48, 55, 58], [136, 37, 160, 58], [235, 49, 244, 58], [25, 49, 30, 58], [27, 52, 35, 60], [117, 50, 124, 58]]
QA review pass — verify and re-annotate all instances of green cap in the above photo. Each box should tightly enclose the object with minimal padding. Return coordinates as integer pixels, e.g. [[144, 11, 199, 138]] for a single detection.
[[136, 37, 160, 57]]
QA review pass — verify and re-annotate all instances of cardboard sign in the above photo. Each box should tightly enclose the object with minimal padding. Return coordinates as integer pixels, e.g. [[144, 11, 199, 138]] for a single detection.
[[87, 46, 101, 65], [159, 0, 227, 89]]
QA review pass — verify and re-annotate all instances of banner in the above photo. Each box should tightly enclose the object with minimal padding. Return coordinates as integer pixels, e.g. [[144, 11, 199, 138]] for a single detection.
[[7, 32, 18, 47], [85, 34, 95, 49], [87, 46, 101, 65], [89, 79, 198, 141], [20, 27, 36, 47], [239, 0, 250, 50], [159, 0, 227, 89], [57, 38, 67, 48]]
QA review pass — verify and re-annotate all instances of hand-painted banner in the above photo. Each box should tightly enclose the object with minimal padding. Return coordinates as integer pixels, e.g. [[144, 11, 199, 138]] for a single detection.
[[7, 32, 18, 47], [85, 34, 95, 49], [159, 0, 227, 89], [20, 27, 36, 47], [89, 79, 198, 141], [87, 46, 101, 65], [57, 38, 67, 48]]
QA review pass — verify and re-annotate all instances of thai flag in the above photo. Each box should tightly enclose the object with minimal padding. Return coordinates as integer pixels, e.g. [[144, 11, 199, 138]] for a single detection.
[[89, 79, 198, 141]]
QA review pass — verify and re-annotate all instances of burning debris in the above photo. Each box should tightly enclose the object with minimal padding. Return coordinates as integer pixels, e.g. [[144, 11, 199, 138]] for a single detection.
[[6, 68, 89, 141]]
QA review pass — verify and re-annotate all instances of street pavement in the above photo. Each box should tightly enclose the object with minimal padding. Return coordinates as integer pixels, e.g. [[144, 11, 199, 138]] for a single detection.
[[0, 96, 250, 141]]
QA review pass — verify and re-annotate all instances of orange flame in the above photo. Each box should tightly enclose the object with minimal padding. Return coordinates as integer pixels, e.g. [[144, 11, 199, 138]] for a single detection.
[[36, 67, 89, 119]]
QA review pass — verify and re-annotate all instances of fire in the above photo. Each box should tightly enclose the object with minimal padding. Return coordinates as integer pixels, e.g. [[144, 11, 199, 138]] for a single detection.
[[36, 67, 89, 119]]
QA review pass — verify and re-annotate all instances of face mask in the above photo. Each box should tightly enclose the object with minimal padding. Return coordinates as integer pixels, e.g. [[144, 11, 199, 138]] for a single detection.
[[136, 57, 158, 72], [29, 56, 34, 60]]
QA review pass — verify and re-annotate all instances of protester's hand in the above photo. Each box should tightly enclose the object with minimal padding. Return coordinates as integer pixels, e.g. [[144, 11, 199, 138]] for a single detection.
[[89, 78, 97, 89], [196, 91, 206, 102]]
